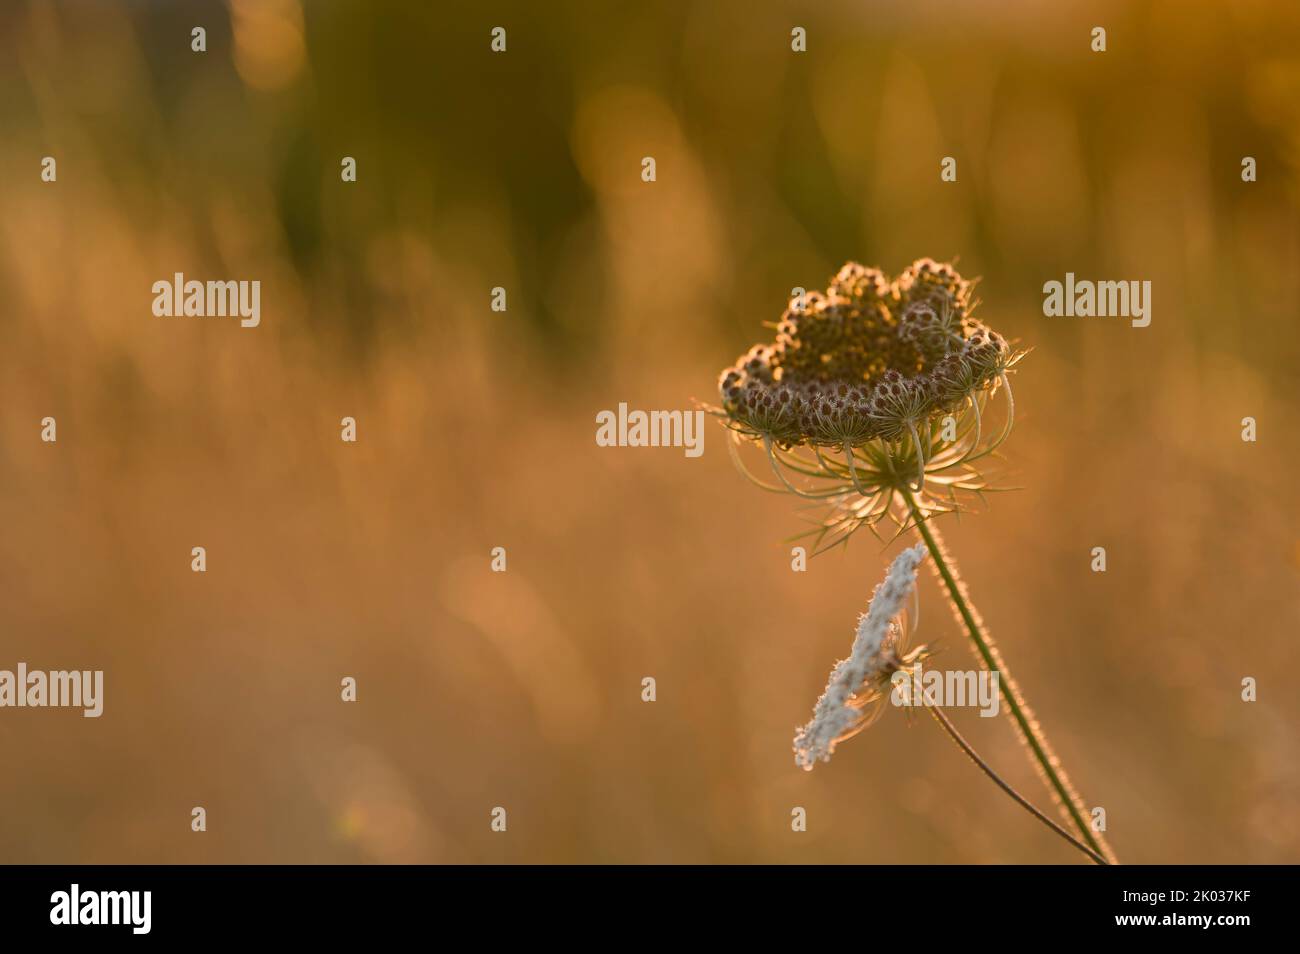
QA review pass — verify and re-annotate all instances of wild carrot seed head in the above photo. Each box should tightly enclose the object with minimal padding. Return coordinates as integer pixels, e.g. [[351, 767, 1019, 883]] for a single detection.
[[716, 259, 1017, 450], [710, 259, 1024, 550]]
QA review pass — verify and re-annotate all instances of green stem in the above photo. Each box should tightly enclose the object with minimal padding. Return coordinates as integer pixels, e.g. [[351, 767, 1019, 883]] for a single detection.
[[926, 705, 1108, 865], [901, 487, 1118, 864]]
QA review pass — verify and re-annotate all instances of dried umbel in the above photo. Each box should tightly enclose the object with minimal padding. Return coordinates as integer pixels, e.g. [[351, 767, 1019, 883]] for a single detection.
[[712, 259, 1023, 547]]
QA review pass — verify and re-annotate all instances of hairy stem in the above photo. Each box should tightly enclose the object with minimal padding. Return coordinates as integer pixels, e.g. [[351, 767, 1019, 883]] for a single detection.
[[926, 705, 1108, 865], [901, 487, 1118, 864]]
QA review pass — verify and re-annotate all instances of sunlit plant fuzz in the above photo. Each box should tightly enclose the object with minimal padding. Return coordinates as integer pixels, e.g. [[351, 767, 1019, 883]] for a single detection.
[[793, 544, 929, 769]]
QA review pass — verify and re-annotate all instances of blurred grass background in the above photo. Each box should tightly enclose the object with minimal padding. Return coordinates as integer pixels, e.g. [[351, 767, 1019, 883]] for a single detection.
[[1, 0, 1298, 863]]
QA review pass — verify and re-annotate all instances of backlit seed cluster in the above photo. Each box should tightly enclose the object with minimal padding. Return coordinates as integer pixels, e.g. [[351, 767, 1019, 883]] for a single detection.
[[717, 259, 1013, 447]]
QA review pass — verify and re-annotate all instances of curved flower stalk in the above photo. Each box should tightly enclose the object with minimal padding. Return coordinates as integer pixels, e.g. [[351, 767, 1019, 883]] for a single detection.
[[713, 259, 1116, 864]]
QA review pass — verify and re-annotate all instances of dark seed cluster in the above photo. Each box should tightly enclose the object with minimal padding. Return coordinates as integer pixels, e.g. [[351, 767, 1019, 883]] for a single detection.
[[718, 259, 1013, 447]]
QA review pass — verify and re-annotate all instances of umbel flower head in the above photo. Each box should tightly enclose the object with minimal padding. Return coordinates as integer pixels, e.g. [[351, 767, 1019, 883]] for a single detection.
[[793, 543, 929, 769], [711, 259, 1024, 549]]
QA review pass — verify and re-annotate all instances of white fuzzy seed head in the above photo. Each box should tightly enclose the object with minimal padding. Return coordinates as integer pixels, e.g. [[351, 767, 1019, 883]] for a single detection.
[[793, 543, 928, 770]]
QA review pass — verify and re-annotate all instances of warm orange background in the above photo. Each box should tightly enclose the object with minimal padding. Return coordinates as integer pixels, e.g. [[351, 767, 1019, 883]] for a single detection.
[[1, 0, 1297, 863]]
